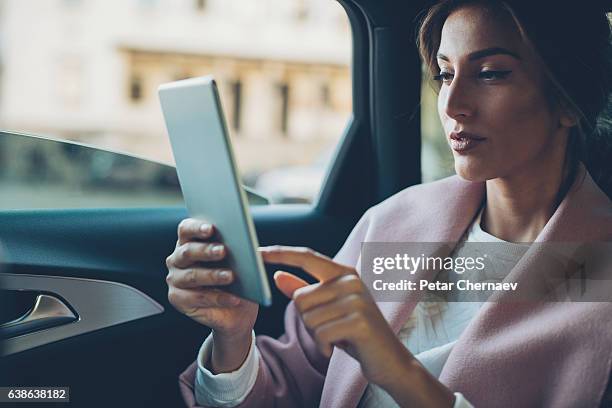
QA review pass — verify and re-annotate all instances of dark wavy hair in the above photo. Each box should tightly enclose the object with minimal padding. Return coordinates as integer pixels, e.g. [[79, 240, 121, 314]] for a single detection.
[[417, 1, 612, 199]]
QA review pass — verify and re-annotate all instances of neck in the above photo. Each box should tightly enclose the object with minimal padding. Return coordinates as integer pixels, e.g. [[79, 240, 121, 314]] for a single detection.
[[481, 148, 570, 243]]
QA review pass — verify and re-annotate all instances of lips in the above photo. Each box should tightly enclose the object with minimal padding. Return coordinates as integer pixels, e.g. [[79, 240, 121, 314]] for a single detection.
[[449, 131, 486, 153]]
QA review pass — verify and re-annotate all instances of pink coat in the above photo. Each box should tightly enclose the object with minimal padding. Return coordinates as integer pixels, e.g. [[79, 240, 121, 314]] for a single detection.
[[179, 167, 612, 408]]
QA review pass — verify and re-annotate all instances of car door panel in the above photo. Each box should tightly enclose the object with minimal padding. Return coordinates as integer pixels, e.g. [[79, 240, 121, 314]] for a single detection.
[[0, 205, 357, 407]]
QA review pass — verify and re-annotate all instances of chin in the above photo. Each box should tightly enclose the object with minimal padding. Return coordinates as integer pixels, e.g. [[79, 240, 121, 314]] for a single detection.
[[453, 158, 493, 182]]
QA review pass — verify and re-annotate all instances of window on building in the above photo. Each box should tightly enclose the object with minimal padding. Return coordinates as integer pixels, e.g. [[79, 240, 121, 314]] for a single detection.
[[321, 83, 331, 107], [195, 0, 206, 12], [295, 0, 309, 21], [231, 80, 243, 133], [278, 83, 290, 136], [129, 75, 143, 102]]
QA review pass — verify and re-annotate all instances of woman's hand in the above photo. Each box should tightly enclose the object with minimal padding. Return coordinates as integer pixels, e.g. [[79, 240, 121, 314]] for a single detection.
[[166, 218, 258, 373], [260, 245, 455, 408], [260, 245, 408, 385]]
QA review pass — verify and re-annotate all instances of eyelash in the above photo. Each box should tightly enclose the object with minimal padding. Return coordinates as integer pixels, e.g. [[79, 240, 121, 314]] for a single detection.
[[433, 70, 512, 83], [432, 72, 454, 83]]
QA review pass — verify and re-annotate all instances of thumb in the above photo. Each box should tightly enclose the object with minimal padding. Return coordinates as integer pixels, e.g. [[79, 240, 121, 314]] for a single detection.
[[273, 271, 309, 299]]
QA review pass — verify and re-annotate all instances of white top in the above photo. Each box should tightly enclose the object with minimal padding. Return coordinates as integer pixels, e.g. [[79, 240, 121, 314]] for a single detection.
[[358, 209, 528, 407], [194, 209, 528, 407]]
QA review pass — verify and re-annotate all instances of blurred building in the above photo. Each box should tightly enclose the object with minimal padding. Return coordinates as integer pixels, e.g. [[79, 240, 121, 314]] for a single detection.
[[0, 0, 352, 176]]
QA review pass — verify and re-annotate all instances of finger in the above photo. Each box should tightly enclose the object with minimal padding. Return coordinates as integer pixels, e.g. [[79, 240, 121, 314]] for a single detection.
[[273, 271, 309, 298], [177, 219, 215, 245], [259, 246, 353, 283], [313, 313, 364, 358], [168, 287, 241, 311], [301, 294, 364, 330], [293, 274, 365, 313], [167, 268, 234, 289], [170, 242, 226, 268]]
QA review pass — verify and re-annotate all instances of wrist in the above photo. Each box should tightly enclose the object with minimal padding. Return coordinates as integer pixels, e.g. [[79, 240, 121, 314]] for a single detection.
[[380, 357, 455, 408], [212, 328, 253, 345], [209, 329, 253, 374], [370, 343, 415, 388]]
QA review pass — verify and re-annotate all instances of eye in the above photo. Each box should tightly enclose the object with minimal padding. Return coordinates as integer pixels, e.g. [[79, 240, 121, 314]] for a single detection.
[[433, 71, 454, 84], [479, 70, 512, 81]]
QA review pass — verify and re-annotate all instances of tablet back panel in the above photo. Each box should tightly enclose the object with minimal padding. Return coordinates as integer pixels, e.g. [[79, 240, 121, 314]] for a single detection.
[[159, 76, 272, 306]]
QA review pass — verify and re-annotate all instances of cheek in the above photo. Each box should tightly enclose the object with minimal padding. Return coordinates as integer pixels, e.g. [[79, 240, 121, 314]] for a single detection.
[[475, 88, 561, 180], [452, 87, 558, 181], [488, 89, 554, 148]]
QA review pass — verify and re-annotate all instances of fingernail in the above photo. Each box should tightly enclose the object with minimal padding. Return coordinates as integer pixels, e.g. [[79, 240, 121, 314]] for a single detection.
[[217, 270, 232, 282], [200, 224, 212, 235], [212, 245, 224, 256]]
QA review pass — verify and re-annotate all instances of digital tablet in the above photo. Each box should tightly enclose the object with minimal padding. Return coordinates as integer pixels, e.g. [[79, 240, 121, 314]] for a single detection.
[[158, 76, 272, 306]]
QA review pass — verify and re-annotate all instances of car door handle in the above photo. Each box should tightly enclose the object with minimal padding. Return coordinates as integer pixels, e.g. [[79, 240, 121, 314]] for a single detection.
[[0, 294, 78, 339]]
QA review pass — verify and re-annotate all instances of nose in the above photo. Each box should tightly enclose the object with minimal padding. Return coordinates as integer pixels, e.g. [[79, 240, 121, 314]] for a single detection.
[[440, 76, 474, 120]]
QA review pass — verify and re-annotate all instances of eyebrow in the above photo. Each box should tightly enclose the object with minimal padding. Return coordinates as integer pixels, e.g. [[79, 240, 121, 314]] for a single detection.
[[437, 47, 521, 62]]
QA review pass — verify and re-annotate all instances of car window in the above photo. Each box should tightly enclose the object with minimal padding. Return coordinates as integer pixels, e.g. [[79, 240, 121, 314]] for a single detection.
[[0, 132, 267, 210], [421, 68, 455, 182], [0, 0, 352, 204]]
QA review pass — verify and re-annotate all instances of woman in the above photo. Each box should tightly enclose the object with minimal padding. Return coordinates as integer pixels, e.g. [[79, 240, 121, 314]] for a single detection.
[[166, 1, 612, 406]]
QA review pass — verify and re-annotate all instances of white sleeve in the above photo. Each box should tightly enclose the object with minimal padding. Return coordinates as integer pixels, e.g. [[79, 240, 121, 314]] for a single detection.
[[194, 331, 260, 408], [453, 392, 475, 408]]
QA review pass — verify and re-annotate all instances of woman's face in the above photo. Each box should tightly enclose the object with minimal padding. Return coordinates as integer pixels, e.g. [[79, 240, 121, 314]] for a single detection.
[[436, 5, 571, 182]]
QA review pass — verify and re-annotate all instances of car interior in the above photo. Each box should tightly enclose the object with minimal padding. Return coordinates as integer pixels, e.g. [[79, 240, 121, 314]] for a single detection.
[[0, 0, 579, 406]]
